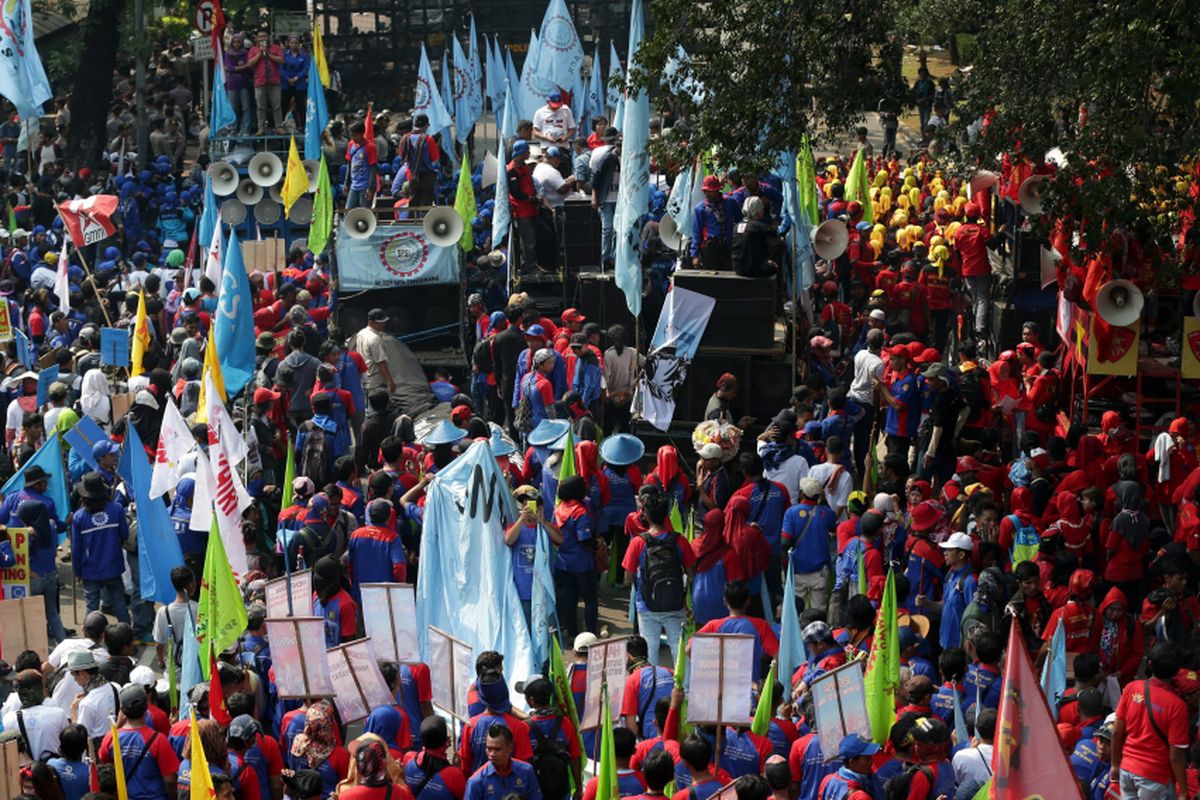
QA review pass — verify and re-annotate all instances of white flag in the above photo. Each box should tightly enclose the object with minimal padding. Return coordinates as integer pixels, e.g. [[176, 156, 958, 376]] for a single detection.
[[204, 214, 223, 293], [150, 395, 196, 498], [203, 372, 251, 574], [53, 238, 69, 312]]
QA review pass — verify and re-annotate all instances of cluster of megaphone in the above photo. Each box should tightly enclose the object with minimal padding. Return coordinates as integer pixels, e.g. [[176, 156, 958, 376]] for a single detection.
[[340, 205, 465, 247], [655, 214, 850, 260], [207, 153, 320, 227]]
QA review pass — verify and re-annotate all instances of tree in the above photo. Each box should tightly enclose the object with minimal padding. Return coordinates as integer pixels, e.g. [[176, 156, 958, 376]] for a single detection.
[[64, 0, 128, 168], [632, 0, 904, 173]]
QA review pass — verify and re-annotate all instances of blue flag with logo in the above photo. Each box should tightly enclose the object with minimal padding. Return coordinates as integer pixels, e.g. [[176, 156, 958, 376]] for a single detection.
[[520, 30, 555, 120], [453, 36, 479, 143], [210, 47, 238, 134], [505, 47, 521, 115], [198, 173, 219, 254], [415, 43, 453, 134], [0, 0, 51, 120], [214, 228, 255, 394], [416, 441, 534, 683], [2, 435, 69, 520], [665, 163, 694, 237], [607, 41, 624, 117], [586, 45, 604, 131], [305, 53, 329, 161], [612, 0, 648, 317], [531, 524, 557, 669], [1041, 617, 1067, 720], [439, 50, 459, 169], [492, 139, 511, 247], [500, 79, 518, 141], [532, 0, 584, 90], [467, 16, 485, 123], [118, 423, 185, 605], [778, 556, 807, 685], [663, 46, 707, 105]]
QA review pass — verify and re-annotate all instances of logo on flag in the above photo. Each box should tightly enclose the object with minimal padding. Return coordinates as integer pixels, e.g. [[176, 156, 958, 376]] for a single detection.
[[379, 232, 430, 278], [58, 195, 119, 247], [542, 14, 578, 52], [453, 66, 470, 100], [414, 77, 434, 111]]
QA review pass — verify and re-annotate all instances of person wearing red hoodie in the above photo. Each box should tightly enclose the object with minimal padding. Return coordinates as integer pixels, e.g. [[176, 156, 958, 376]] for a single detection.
[[1103, 472, 1151, 609], [955, 202, 1007, 343], [1045, 492, 1091, 561], [1093, 586, 1144, 684], [997, 486, 1039, 570], [1041, 568, 1098, 655]]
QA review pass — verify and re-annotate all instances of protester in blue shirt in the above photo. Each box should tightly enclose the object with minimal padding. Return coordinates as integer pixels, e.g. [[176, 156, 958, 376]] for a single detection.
[[919, 533, 976, 650], [343, 120, 377, 210], [620, 635, 674, 740], [281, 35, 310, 129], [17, 499, 66, 642], [0, 463, 63, 532], [48, 724, 91, 800], [781, 477, 838, 613], [506, 486, 562, 629], [98, 685, 179, 800], [553, 476, 597, 643], [406, 715, 469, 800], [464, 724, 542, 800], [817, 733, 881, 800], [690, 176, 741, 268], [70, 471, 130, 624], [963, 630, 1005, 713]]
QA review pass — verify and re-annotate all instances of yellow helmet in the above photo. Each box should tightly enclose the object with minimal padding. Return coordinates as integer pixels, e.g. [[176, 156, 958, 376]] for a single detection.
[[945, 221, 962, 244], [932, 244, 951, 263], [873, 170, 889, 189], [929, 235, 945, 249]]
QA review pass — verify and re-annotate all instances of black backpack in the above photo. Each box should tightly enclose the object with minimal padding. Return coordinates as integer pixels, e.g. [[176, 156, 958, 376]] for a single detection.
[[529, 717, 572, 800], [639, 533, 686, 612], [298, 424, 332, 487], [883, 764, 934, 800], [958, 366, 988, 425]]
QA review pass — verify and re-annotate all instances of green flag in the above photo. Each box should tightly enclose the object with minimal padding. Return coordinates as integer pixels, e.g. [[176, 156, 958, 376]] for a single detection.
[[167, 635, 178, 713], [549, 635, 585, 769], [280, 434, 295, 511], [971, 780, 990, 800], [196, 516, 249, 676], [309, 155, 334, 256], [844, 147, 874, 224], [558, 430, 576, 483], [863, 569, 899, 742], [669, 502, 683, 535], [674, 620, 694, 738], [454, 152, 477, 252], [596, 685, 618, 800], [751, 659, 777, 735], [797, 134, 819, 226], [857, 544, 868, 596]]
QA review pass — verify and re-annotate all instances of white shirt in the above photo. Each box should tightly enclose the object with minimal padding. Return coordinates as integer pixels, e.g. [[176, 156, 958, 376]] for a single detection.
[[590, 145, 620, 203], [850, 349, 885, 406], [533, 162, 568, 208], [952, 743, 994, 787], [532, 105, 576, 142], [47, 638, 110, 670], [75, 681, 120, 739], [30, 266, 57, 291], [805, 461, 853, 515], [757, 440, 810, 504], [3, 703, 69, 761]]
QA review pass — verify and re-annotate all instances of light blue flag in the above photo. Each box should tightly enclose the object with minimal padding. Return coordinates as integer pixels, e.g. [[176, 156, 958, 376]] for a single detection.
[[665, 163, 694, 236], [531, 0, 584, 89], [415, 44, 453, 133], [505, 47, 521, 118], [778, 557, 807, 686], [606, 42, 624, 117], [571, 70, 589, 136], [0, 0, 52, 120], [2, 436, 69, 521], [214, 228, 255, 394], [304, 54, 329, 161], [952, 690, 971, 751], [662, 46, 707, 105], [759, 581, 776, 627], [520, 30, 557, 120], [491, 140, 511, 247], [612, 0, 648, 317], [530, 525, 557, 669], [1041, 617, 1067, 720], [586, 45, 605, 129], [452, 37, 478, 143], [415, 441, 534, 683], [467, 16, 485, 123], [179, 612, 203, 717], [210, 49, 237, 134], [439, 50, 459, 170], [777, 150, 815, 292], [500, 79, 518, 144], [198, 178, 218, 260], [486, 35, 506, 114], [118, 423, 185, 605]]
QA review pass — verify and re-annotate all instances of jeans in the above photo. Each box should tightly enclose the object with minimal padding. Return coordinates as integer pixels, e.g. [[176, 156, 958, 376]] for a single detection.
[[82, 576, 129, 624], [637, 608, 685, 668], [852, 404, 876, 477], [598, 202, 616, 265], [345, 188, 370, 210], [794, 567, 830, 616], [254, 84, 283, 131], [554, 569, 598, 642], [229, 87, 254, 134], [765, 550, 784, 618], [516, 216, 538, 270], [1118, 769, 1171, 800], [30, 569, 67, 644], [964, 274, 993, 337]]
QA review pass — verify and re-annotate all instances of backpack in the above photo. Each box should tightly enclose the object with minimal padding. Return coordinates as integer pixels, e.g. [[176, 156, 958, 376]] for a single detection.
[[1006, 513, 1039, 567], [298, 424, 332, 487], [883, 764, 933, 800], [958, 367, 989, 425], [514, 377, 535, 433], [639, 533, 686, 612], [528, 717, 572, 800]]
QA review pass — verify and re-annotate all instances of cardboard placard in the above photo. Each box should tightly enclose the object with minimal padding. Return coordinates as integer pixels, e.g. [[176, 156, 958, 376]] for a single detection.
[[429, 625, 473, 720], [687, 634, 755, 725], [0, 596, 48, 661], [581, 637, 629, 731], [265, 570, 312, 618], [361, 583, 419, 664], [0, 301, 12, 342], [1087, 318, 1139, 376], [811, 660, 871, 763], [0, 738, 21, 796], [242, 239, 287, 272], [0, 528, 30, 598], [327, 638, 396, 723], [1183, 317, 1200, 380], [265, 617, 335, 699], [111, 392, 136, 422]]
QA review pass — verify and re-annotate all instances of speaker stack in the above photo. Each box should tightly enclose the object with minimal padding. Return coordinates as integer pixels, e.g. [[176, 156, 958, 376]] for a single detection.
[[206, 151, 312, 250]]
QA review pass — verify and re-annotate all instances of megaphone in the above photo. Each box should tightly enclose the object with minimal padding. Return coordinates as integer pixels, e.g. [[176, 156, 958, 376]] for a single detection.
[[968, 170, 998, 198], [422, 207, 464, 247], [811, 220, 849, 260], [268, 183, 284, 204], [659, 215, 682, 251], [302, 159, 321, 193], [248, 152, 284, 187], [343, 207, 376, 239], [1018, 176, 1048, 215], [290, 197, 313, 224], [482, 152, 500, 188], [1040, 245, 1061, 289], [254, 199, 281, 226], [220, 198, 247, 226], [1096, 279, 1144, 327], [207, 161, 239, 196], [236, 179, 263, 206]]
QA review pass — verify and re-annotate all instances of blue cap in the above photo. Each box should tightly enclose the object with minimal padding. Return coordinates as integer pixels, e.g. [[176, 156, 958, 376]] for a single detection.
[[92, 440, 118, 460], [489, 427, 516, 457], [422, 419, 467, 446], [600, 434, 644, 467], [856, 221, 873, 232], [104, 246, 120, 260], [524, 324, 546, 339], [548, 91, 563, 102], [32, 225, 45, 235], [838, 733, 879, 759], [528, 419, 570, 447], [511, 139, 530, 157], [489, 310, 506, 326], [545, 146, 562, 159]]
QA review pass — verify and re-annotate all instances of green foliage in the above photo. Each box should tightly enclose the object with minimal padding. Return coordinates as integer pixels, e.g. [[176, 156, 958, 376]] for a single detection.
[[954, 34, 978, 65]]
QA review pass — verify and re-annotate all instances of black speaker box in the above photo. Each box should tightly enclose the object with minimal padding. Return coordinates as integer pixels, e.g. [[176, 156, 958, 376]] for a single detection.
[[675, 351, 794, 424], [575, 272, 637, 333], [673, 270, 777, 350], [337, 285, 463, 349], [563, 200, 602, 270]]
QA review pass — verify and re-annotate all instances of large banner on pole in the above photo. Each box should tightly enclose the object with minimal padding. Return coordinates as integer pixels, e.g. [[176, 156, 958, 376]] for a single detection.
[[634, 286, 716, 431], [335, 224, 460, 290]]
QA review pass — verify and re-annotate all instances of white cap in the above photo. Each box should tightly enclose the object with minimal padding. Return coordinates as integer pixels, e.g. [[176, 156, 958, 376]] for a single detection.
[[130, 665, 156, 687], [869, 309, 886, 321], [573, 632, 597, 652], [697, 443, 723, 460], [939, 532, 974, 552]]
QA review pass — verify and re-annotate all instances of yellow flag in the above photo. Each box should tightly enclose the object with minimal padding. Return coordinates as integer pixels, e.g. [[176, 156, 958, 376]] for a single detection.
[[110, 721, 129, 800], [130, 289, 150, 377], [188, 709, 215, 800], [312, 18, 330, 88], [282, 136, 307, 219], [194, 333, 227, 424]]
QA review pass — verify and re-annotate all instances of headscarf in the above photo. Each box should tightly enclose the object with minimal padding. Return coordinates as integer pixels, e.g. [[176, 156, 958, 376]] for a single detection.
[[975, 566, 1006, 609], [873, 492, 900, 547], [336, 733, 406, 795], [1111, 481, 1149, 545], [80, 368, 111, 424], [653, 445, 680, 489], [291, 700, 337, 767], [363, 705, 404, 752], [575, 441, 610, 504], [354, 738, 390, 786], [169, 476, 196, 520], [724, 495, 770, 578], [693, 508, 731, 573]]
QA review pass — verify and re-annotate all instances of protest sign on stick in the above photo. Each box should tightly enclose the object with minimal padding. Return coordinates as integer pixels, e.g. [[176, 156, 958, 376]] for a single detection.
[[811, 660, 871, 762], [0, 595, 48, 660], [361, 583, 419, 664], [265, 570, 312, 617], [0, 528, 31, 598], [688, 633, 755, 767], [327, 638, 396, 722], [580, 636, 629, 731], [429, 625, 473, 720], [266, 617, 335, 699]]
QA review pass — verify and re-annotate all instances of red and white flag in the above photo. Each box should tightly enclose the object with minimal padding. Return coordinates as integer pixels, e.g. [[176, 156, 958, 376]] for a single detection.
[[53, 238, 69, 312], [205, 212, 223, 293], [192, 372, 251, 575], [150, 395, 196, 498], [57, 195, 119, 248]]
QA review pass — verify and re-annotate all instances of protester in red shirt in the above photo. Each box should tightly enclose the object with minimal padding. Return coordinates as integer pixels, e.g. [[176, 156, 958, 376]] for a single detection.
[[1112, 643, 1191, 795]]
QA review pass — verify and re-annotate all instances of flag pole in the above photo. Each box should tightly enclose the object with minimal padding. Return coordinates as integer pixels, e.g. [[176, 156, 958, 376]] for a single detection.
[[55, 209, 115, 327]]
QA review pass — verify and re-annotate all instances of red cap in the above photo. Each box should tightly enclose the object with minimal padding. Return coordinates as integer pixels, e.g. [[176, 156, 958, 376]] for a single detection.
[[964, 202, 981, 218], [253, 387, 281, 404], [1176, 669, 1200, 696], [908, 500, 941, 532], [716, 372, 737, 389], [702, 175, 723, 192], [955, 456, 980, 474], [451, 404, 472, 423], [561, 308, 586, 323], [906, 341, 926, 360], [885, 344, 909, 360], [821, 280, 838, 296], [913, 348, 940, 364]]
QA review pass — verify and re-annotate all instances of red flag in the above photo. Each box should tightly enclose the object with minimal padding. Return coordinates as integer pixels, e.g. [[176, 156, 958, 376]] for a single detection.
[[209, 0, 227, 54], [209, 650, 232, 726], [57, 196, 119, 248], [363, 103, 378, 165], [991, 619, 1083, 800]]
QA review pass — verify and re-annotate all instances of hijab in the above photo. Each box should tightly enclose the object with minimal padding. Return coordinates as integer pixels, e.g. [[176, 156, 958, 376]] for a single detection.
[[291, 700, 337, 767], [575, 441, 610, 501], [80, 368, 111, 425], [652, 445, 680, 489], [363, 705, 404, 754], [724, 495, 770, 578], [693, 508, 731, 573], [336, 733, 406, 795], [1111, 481, 1148, 546]]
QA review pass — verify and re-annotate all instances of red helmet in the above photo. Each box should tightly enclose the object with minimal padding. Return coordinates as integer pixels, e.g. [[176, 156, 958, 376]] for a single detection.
[[821, 280, 838, 296], [1069, 568, 1097, 600]]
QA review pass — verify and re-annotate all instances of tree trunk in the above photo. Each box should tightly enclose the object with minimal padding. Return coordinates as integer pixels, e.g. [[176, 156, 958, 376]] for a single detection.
[[948, 35, 959, 66], [65, 0, 127, 169]]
